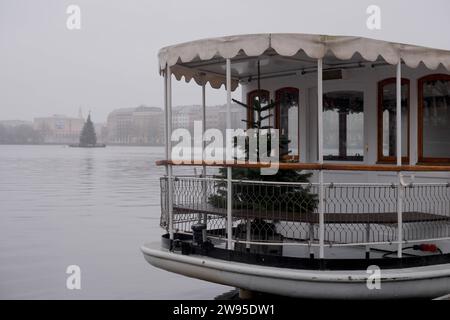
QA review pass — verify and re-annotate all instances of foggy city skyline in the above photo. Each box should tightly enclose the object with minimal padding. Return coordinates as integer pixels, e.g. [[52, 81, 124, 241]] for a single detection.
[[1, 0, 450, 123]]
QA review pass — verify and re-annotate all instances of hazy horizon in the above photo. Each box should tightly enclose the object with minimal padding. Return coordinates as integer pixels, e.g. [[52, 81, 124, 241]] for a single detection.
[[1, 0, 450, 123], [0, 103, 241, 125]]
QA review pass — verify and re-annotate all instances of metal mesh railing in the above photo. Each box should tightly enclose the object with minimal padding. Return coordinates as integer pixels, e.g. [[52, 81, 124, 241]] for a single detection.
[[324, 184, 398, 244], [160, 176, 450, 249], [403, 184, 450, 241], [229, 180, 319, 250], [160, 176, 229, 237]]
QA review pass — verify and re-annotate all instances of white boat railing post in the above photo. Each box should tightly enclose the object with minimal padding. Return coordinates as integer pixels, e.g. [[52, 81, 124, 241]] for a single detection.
[[365, 223, 371, 259], [226, 59, 233, 250], [396, 62, 403, 258], [318, 58, 325, 259], [167, 65, 174, 242]]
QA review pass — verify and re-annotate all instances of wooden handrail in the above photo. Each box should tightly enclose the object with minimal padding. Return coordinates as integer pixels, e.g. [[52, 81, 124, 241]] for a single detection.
[[155, 160, 450, 172]]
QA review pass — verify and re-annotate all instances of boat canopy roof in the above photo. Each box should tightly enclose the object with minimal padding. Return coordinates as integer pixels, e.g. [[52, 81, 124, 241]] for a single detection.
[[158, 33, 450, 90]]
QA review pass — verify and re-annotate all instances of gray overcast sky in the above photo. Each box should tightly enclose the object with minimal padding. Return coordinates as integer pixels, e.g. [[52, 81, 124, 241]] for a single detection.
[[1, 0, 450, 123]]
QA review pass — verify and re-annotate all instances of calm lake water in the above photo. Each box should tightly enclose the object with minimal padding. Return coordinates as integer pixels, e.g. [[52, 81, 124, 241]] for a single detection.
[[0, 145, 230, 299]]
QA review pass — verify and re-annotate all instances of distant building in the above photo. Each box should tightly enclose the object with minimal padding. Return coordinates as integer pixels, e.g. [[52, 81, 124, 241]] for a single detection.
[[0, 120, 33, 128], [131, 106, 164, 145], [33, 114, 85, 144], [104, 104, 245, 146], [106, 106, 164, 145], [172, 105, 202, 133], [173, 104, 245, 136], [0, 120, 40, 144], [94, 123, 107, 143], [105, 108, 134, 144], [216, 104, 246, 132]]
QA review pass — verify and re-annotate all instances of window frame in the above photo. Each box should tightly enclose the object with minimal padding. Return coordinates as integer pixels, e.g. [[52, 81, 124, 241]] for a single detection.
[[275, 87, 300, 160], [418, 74, 450, 164], [322, 90, 365, 162], [246, 89, 270, 130], [377, 78, 410, 164]]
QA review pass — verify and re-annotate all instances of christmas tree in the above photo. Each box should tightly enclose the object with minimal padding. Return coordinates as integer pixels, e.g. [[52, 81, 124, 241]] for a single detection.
[[79, 114, 97, 147], [209, 61, 317, 213]]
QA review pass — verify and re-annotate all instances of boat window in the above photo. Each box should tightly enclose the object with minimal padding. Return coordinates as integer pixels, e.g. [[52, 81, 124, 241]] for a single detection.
[[418, 74, 450, 163], [378, 78, 410, 163], [275, 88, 299, 159], [323, 91, 364, 161], [247, 90, 270, 129]]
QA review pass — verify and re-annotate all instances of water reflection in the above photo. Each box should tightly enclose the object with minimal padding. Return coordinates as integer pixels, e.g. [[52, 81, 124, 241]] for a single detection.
[[0, 145, 229, 299]]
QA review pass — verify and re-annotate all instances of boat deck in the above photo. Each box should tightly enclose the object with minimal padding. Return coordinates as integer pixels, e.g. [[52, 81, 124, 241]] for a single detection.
[[174, 204, 450, 224]]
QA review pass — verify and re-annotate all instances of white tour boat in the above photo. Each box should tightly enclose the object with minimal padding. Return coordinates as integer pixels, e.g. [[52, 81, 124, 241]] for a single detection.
[[142, 33, 450, 299]]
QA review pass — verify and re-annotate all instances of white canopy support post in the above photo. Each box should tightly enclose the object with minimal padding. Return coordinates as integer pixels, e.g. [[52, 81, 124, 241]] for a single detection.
[[167, 66, 174, 242], [396, 63, 402, 167], [202, 83, 206, 176], [164, 66, 169, 175], [201, 83, 207, 225], [396, 62, 403, 258], [226, 59, 233, 250], [317, 58, 325, 259]]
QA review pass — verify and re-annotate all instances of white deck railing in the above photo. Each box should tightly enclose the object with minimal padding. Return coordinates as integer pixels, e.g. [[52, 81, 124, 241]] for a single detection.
[[160, 175, 450, 257]]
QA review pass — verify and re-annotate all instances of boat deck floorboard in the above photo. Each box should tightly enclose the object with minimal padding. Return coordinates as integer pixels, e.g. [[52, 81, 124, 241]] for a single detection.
[[173, 204, 450, 224]]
